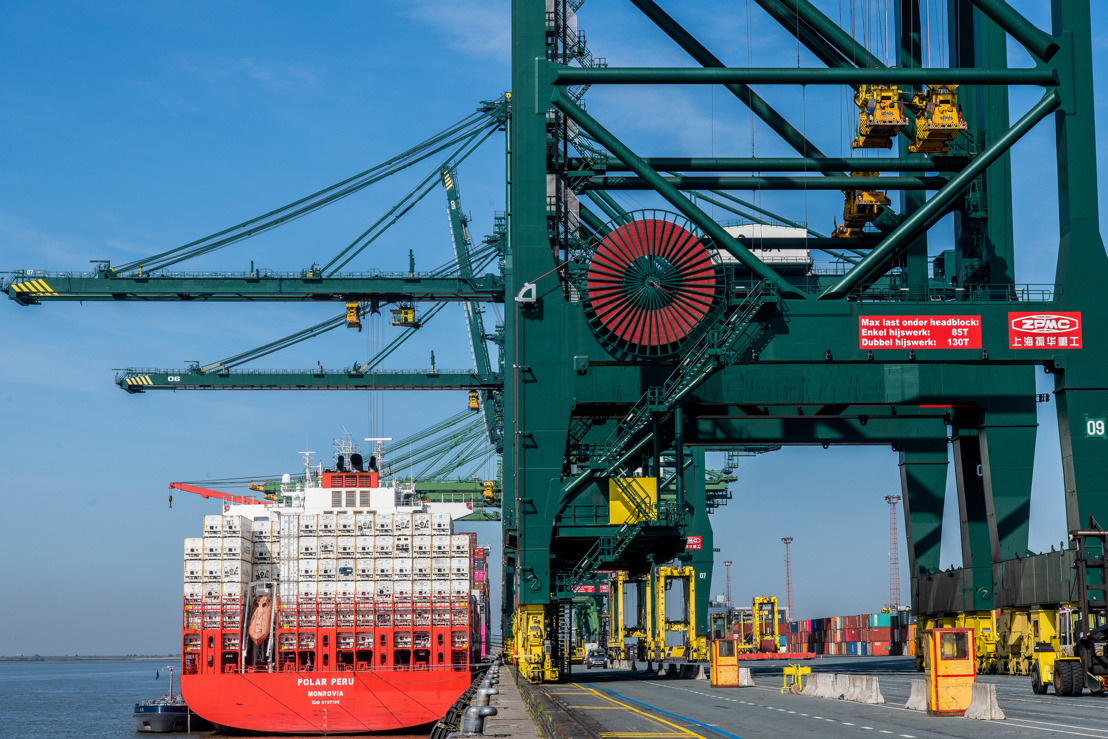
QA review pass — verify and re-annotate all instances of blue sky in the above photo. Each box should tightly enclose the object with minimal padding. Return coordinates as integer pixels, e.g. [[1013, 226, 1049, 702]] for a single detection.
[[1, 1, 1106, 654]]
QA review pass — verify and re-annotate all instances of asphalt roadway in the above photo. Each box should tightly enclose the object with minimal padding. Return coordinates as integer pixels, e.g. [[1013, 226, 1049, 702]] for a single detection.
[[535, 656, 1108, 738]]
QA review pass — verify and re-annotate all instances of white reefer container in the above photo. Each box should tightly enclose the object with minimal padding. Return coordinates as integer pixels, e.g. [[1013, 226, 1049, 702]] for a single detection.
[[298, 581, 318, 600], [450, 557, 469, 578], [337, 581, 356, 598], [318, 513, 337, 534], [202, 559, 223, 581], [203, 515, 223, 536], [393, 512, 412, 533], [202, 582, 223, 601], [251, 518, 272, 540], [252, 563, 274, 581], [413, 535, 432, 555], [395, 581, 412, 598], [254, 540, 275, 561], [375, 558, 394, 579], [375, 536, 394, 556], [414, 557, 432, 579], [394, 557, 413, 579], [184, 538, 204, 560], [298, 513, 318, 535], [451, 580, 470, 598], [337, 558, 355, 581], [222, 537, 253, 561], [432, 558, 451, 579], [318, 535, 337, 558], [318, 581, 337, 598], [355, 513, 375, 534], [222, 561, 252, 583], [183, 582, 203, 602], [222, 582, 247, 601], [432, 581, 450, 598], [375, 512, 393, 534], [221, 514, 250, 537], [375, 581, 393, 598], [431, 512, 451, 532], [278, 560, 296, 582], [318, 559, 337, 580], [356, 558, 375, 580], [203, 537, 223, 558], [413, 512, 431, 532], [337, 513, 356, 534], [451, 534, 470, 555], [356, 536, 375, 556], [337, 536, 356, 557], [184, 560, 204, 582], [299, 559, 318, 581], [356, 581, 374, 599], [413, 580, 432, 599], [299, 536, 318, 558], [432, 535, 451, 555], [394, 535, 411, 555]]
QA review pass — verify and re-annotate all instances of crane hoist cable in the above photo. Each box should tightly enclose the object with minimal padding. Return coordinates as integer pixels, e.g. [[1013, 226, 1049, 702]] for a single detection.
[[189, 301, 447, 374], [115, 109, 502, 274], [322, 124, 499, 275]]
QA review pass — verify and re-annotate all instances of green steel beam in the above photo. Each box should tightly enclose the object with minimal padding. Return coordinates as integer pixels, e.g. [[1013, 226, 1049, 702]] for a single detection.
[[551, 66, 1059, 87], [899, 440, 949, 576], [116, 368, 500, 393], [820, 90, 1061, 298], [754, 0, 853, 71], [585, 157, 956, 173], [966, 0, 1060, 62], [550, 89, 803, 298], [583, 175, 947, 191], [3, 271, 504, 305], [627, 0, 837, 169]]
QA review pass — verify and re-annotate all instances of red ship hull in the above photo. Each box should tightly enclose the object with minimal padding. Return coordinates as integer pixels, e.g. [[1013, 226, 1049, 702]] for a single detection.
[[182, 668, 473, 734]]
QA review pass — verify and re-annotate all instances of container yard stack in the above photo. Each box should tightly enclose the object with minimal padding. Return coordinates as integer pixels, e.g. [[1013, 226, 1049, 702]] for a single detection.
[[785, 611, 917, 657]]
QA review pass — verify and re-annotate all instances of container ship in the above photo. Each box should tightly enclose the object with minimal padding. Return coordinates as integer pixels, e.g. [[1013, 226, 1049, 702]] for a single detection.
[[179, 441, 491, 734]]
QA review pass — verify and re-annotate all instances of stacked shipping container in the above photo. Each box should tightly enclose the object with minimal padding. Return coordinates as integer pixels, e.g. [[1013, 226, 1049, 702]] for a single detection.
[[182, 508, 483, 676], [784, 611, 917, 657]]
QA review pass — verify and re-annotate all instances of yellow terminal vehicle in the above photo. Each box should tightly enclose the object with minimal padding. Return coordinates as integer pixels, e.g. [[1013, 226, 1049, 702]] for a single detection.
[[1031, 526, 1108, 696]]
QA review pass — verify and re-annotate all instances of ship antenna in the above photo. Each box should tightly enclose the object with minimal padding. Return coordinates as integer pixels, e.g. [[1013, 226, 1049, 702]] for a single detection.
[[300, 451, 314, 488]]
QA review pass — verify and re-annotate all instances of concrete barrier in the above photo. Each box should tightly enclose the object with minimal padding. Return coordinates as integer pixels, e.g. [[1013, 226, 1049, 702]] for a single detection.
[[738, 667, 755, 687], [799, 673, 883, 704], [695, 664, 709, 681], [665, 663, 677, 677], [905, 679, 926, 711], [963, 683, 1005, 720], [801, 672, 827, 697]]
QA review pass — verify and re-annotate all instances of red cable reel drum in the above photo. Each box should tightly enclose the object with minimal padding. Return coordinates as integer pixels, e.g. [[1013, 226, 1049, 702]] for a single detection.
[[582, 211, 722, 360]]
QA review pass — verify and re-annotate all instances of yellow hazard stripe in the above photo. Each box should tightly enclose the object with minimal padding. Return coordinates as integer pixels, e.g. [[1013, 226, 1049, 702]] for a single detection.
[[443, 171, 454, 189], [126, 376, 153, 386], [11, 279, 57, 295]]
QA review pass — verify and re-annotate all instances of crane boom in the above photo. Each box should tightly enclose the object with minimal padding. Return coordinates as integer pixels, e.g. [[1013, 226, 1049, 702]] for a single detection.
[[169, 482, 271, 506]]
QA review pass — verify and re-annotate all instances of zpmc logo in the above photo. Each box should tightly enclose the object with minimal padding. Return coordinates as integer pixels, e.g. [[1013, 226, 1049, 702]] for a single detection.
[[1010, 314, 1080, 334], [1009, 311, 1082, 349]]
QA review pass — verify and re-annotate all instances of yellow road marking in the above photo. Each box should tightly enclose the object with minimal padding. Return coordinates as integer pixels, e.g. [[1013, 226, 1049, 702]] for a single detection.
[[565, 706, 629, 709], [578, 685, 703, 738]]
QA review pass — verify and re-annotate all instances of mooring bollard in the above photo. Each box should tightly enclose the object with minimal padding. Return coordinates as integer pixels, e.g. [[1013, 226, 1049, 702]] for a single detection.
[[459, 705, 498, 735]]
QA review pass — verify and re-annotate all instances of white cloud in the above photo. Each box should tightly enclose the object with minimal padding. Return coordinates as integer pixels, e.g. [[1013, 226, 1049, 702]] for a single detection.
[[403, 0, 511, 62]]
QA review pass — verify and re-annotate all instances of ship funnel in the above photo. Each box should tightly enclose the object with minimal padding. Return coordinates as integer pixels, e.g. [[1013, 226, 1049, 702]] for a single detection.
[[351, 453, 364, 472], [337, 454, 346, 472], [368, 455, 378, 472]]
